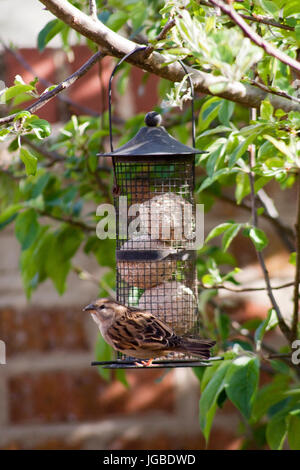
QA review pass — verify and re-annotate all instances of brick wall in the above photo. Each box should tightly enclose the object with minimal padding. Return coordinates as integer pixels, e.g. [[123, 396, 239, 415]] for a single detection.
[[0, 46, 296, 450], [0, 223, 247, 450], [0, 209, 294, 450]]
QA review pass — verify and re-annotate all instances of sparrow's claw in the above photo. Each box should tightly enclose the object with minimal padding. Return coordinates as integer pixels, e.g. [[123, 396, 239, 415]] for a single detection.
[[134, 358, 154, 367]]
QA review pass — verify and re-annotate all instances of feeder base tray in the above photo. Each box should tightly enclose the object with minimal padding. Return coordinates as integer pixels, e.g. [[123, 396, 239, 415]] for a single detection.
[[91, 356, 223, 369]]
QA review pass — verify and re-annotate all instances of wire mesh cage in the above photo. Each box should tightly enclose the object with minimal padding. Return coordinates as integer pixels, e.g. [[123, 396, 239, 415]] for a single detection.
[[93, 48, 218, 368]]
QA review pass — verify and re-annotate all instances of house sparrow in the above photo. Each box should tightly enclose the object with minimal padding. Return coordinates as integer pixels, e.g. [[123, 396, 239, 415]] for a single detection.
[[83, 298, 216, 366]]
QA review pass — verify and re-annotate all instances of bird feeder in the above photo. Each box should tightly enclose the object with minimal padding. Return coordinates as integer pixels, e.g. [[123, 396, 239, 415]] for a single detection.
[[93, 47, 217, 369]]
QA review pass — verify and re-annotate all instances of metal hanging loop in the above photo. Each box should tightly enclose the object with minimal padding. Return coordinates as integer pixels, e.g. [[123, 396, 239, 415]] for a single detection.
[[107, 48, 196, 152]]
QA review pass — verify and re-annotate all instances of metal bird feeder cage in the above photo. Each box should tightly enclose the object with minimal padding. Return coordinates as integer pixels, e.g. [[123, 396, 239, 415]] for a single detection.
[[93, 47, 218, 369]]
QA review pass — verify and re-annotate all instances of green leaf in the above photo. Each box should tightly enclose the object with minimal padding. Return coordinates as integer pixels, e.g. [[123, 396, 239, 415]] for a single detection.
[[20, 147, 38, 176], [95, 335, 113, 381], [198, 97, 221, 133], [264, 135, 294, 161], [46, 225, 83, 295], [295, 24, 300, 46], [249, 227, 269, 251], [205, 222, 234, 243], [254, 308, 278, 351], [38, 19, 65, 51], [15, 209, 39, 250], [206, 146, 223, 177], [235, 172, 250, 204], [222, 223, 241, 252], [218, 100, 235, 125], [260, 100, 274, 121], [229, 134, 256, 168], [259, 0, 278, 15], [199, 361, 231, 441], [283, 0, 300, 16], [27, 118, 51, 139], [0, 128, 11, 141], [289, 252, 297, 266], [252, 375, 289, 423], [0, 203, 23, 224], [106, 11, 128, 31], [4, 84, 34, 101], [288, 412, 300, 450], [225, 356, 260, 420], [216, 313, 230, 342], [266, 415, 287, 450]]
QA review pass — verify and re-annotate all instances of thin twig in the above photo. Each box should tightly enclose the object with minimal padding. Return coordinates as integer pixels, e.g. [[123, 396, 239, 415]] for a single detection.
[[37, 210, 96, 232], [240, 14, 295, 32], [292, 171, 300, 341], [230, 322, 275, 356], [22, 136, 65, 165], [199, 1, 295, 31], [248, 78, 300, 105], [213, 191, 295, 252], [156, 18, 176, 42], [2, 42, 100, 117], [200, 280, 298, 293], [267, 352, 293, 359], [72, 264, 116, 298], [208, 0, 300, 74], [0, 50, 104, 126], [89, 0, 98, 21], [144, 18, 176, 58], [248, 108, 291, 342]]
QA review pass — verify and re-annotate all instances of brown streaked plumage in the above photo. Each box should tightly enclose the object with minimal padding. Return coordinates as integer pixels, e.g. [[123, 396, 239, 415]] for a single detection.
[[83, 298, 216, 365]]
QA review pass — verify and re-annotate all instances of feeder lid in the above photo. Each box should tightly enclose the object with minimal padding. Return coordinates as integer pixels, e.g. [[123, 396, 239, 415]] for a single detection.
[[98, 112, 204, 157]]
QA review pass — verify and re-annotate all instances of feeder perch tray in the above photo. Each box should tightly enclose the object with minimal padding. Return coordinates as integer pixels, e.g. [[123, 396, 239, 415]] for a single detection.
[[91, 356, 224, 369]]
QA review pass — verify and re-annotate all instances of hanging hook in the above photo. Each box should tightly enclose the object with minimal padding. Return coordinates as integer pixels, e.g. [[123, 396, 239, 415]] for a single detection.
[[107, 47, 196, 194]]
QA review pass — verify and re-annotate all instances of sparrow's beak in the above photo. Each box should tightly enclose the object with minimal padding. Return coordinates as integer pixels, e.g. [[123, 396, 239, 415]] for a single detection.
[[83, 304, 96, 312]]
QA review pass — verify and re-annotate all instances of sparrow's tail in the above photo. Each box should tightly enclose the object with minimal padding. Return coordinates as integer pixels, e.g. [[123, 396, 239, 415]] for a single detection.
[[178, 338, 216, 359]]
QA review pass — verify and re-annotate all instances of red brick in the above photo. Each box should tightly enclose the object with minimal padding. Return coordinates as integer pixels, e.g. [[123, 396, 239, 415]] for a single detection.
[[9, 369, 174, 424], [109, 429, 243, 450], [1, 440, 81, 450], [0, 307, 89, 356]]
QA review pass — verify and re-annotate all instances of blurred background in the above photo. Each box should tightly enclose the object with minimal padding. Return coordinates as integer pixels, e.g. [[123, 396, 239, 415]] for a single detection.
[[0, 0, 296, 450]]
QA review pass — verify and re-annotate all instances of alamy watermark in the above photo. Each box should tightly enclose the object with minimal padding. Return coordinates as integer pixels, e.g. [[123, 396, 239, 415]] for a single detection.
[[292, 340, 300, 365], [0, 80, 6, 105], [0, 340, 6, 365], [95, 196, 204, 249]]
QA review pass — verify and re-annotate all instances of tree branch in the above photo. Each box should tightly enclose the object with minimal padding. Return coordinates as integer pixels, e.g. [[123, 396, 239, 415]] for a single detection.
[[208, 0, 300, 74], [0, 50, 104, 126], [37, 0, 300, 114], [248, 110, 291, 342]]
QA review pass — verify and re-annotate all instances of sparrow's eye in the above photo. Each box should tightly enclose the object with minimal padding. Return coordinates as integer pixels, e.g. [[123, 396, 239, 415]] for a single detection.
[[99, 304, 105, 310]]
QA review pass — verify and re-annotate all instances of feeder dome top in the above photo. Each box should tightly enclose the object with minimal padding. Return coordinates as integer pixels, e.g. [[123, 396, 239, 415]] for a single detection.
[[98, 112, 204, 157]]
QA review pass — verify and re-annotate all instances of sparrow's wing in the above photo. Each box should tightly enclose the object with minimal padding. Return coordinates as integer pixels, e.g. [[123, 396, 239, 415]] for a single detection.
[[107, 309, 177, 354]]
